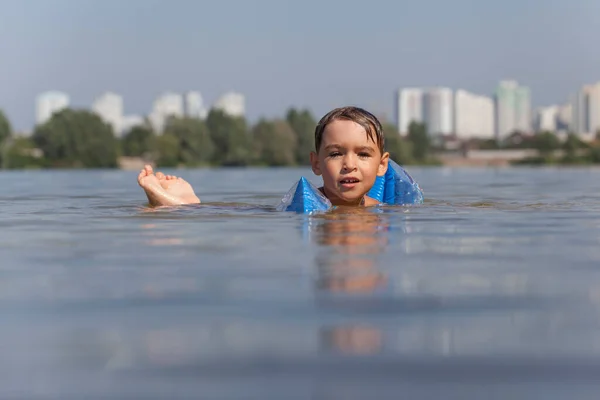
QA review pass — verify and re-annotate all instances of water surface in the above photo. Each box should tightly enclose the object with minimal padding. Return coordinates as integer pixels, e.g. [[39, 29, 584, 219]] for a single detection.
[[2, 167, 600, 399]]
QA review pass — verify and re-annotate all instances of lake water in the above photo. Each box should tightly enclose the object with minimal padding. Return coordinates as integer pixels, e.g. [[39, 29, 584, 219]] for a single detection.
[[2, 166, 600, 399]]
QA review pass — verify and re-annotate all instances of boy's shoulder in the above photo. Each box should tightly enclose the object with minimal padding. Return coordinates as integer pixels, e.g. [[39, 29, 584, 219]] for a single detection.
[[364, 196, 381, 207]]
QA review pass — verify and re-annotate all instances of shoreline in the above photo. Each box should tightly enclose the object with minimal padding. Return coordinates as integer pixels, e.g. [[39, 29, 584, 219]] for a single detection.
[[5, 154, 600, 171]]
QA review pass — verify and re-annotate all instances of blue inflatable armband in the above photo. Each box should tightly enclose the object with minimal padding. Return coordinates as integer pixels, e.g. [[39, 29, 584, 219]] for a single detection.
[[366, 160, 424, 205], [276, 177, 332, 213], [277, 160, 423, 213]]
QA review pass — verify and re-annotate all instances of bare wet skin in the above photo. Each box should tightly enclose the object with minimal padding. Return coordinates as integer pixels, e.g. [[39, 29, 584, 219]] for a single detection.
[[138, 165, 200, 207]]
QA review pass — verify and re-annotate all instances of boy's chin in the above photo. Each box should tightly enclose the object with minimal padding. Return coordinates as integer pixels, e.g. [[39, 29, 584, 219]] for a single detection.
[[333, 189, 367, 204]]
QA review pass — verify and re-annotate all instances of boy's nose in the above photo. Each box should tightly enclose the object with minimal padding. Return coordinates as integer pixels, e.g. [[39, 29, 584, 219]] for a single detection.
[[343, 155, 357, 170]]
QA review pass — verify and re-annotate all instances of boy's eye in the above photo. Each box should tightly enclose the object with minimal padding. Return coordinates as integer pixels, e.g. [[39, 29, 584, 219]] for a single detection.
[[358, 153, 371, 158], [329, 152, 342, 157]]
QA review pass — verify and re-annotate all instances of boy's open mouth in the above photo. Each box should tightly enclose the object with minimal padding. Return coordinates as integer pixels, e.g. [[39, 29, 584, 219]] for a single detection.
[[339, 177, 360, 185]]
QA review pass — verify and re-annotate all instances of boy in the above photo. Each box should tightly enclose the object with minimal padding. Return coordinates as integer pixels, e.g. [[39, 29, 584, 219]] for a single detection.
[[137, 106, 390, 208]]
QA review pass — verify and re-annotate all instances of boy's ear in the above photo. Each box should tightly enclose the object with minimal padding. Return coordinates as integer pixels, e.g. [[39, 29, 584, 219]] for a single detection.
[[377, 152, 390, 177], [310, 151, 322, 176]]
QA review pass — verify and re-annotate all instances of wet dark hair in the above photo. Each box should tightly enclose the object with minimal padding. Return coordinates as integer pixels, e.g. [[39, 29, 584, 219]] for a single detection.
[[314, 106, 385, 154]]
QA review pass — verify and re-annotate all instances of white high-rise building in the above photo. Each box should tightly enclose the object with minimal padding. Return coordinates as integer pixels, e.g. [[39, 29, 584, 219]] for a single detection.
[[494, 80, 532, 140], [148, 92, 184, 133], [454, 90, 494, 139], [588, 83, 600, 135], [423, 87, 453, 135], [570, 85, 591, 135], [515, 86, 531, 133], [495, 81, 517, 139], [569, 83, 600, 136], [534, 105, 559, 132], [36, 91, 70, 125], [397, 88, 424, 134], [92, 92, 123, 136], [184, 91, 207, 119], [213, 91, 245, 117]]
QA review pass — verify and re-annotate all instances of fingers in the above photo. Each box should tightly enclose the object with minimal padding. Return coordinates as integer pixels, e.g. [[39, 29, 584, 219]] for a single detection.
[[144, 164, 154, 175], [156, 172, 165, 180]]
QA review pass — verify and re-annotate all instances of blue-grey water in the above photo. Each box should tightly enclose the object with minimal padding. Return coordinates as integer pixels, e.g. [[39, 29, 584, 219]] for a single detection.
[[2, 167, 600, 399]]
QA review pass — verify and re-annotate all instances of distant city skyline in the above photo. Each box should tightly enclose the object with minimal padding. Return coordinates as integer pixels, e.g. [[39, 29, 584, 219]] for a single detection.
[[35, 89, 245, 137], [397, 77, 600, 140], [31, 76, 600, 141], [1, 0, 599, 132], [22, 77, 600, 136]]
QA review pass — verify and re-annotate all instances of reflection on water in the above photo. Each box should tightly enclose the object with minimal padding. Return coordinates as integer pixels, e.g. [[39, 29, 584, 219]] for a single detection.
[[311, 209, 391, 356], [3, 168, 600, 398], [312, 209, 390, 294]]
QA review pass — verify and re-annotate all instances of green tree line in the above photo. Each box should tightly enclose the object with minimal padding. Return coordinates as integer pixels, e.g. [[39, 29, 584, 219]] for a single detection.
[[0, 107, 435, 169]]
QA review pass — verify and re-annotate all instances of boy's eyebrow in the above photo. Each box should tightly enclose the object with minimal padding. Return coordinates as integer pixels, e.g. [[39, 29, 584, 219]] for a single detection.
[[356, 146, 375, 152], [323, 144, 376, 153]]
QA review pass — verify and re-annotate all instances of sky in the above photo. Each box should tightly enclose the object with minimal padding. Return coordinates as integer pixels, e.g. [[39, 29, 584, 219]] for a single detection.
[[0, 0, 599, 132]]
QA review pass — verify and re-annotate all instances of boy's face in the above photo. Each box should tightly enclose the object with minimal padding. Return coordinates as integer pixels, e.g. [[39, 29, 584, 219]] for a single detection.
[[310, 119, 389, 206]]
